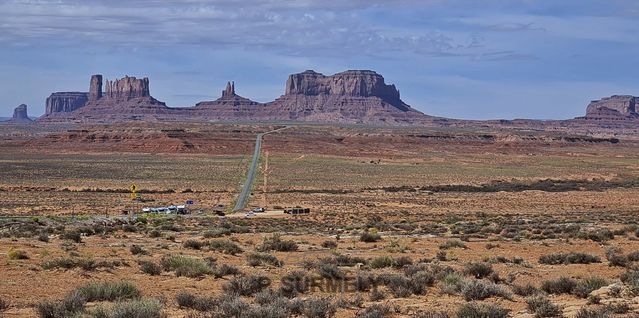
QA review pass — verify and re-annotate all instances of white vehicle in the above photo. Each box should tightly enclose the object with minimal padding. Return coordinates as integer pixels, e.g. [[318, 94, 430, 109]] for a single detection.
[[253, 207, 265, 213], [244, 212, 255, 218]]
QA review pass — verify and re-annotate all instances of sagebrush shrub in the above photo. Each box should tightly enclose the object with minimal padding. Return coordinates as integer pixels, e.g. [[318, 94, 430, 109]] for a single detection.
[[223, 274, 271, 296], [539, 252, 600, 265], [541, 277, 577, 294], [139, 261, 161, 276], [75, 281, 141, 302], [526, 295, 561, 318], [457, 302, 509, 318]]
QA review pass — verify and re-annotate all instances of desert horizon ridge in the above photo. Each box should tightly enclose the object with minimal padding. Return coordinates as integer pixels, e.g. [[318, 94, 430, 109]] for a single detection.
[[4, 69, 639, 128]]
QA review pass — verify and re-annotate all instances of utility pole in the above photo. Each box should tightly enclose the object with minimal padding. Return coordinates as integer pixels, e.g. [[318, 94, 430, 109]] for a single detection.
[[261, 151, 269, 208]]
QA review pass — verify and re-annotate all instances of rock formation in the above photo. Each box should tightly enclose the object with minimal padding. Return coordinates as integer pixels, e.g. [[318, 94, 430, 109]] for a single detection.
[[582, 95, 639, 121], [104, 76, 151, 101], [45, 92, 89, 115], [266, 70, 425, 124], [285, 70, 404, 109], [9, 104, 32, 123], [89, 74, 102, 101], [39, 70, 432, 124], [194, 81, 260, 119], [222, 81, 235, 98], [39, 74, 168, 122]]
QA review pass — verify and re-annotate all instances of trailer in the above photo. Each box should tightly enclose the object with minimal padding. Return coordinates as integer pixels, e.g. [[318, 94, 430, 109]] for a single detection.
[[284, 207, 310, 215]]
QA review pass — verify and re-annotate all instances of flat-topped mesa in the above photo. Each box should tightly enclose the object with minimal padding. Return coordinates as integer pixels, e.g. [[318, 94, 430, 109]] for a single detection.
[[586, 95, 637, 117], [104, 76, 150, 101], [11, 104, 32, 122], [45, 92, 89, 115], [222, 81, 236, 98], [285, 70, 404, 107]]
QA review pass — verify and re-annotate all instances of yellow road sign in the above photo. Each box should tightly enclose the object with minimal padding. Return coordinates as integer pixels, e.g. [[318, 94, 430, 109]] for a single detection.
[[130, 184, 138, 200]]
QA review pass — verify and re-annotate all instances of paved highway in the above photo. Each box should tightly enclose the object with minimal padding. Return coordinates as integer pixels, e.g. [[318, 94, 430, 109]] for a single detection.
[[232, 127, 289, 212]]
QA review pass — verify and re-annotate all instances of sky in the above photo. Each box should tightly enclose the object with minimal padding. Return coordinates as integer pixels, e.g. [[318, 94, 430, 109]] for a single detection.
[[1, 0, 639, 120]]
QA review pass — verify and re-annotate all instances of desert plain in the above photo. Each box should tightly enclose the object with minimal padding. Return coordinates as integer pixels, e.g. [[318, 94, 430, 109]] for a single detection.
[[0, 122, 638, 317]]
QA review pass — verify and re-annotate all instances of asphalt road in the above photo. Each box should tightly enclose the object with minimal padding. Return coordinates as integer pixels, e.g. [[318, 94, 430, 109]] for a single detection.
[[232, 127, 289, 212]]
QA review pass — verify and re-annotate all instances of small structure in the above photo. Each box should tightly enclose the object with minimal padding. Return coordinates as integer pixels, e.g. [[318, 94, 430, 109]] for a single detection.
[[141, 205, 189, 215], [284, 207, 310, 215]]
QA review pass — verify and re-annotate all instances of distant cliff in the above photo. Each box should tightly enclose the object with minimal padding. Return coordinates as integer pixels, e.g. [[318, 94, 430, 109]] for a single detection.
[[285, 70, 404, 109], [45, 92, 89, 115]]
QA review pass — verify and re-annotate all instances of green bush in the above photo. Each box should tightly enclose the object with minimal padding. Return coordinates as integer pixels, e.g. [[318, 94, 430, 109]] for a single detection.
[[620, 270, 639, 294], [41, 258, 124, 271], [101, 298, 162, 318], [299, 297, 337, 318], [7, 248, 29, 260], [139, 261, 161, 276], [354, 304, 391, 318], [160, 255, 212, 278], [539, 252, 601, 265], [461, 280, 512, 301], [203, 227, 232, 238], [457, 302, 509, 318], [183, 239, 206, 250], [541, 277, 577, 294], [223, 274, 271, 296], [573, 277, 608, 298], [415, 311, 449, 318], [38, 233, 50, 242], [441, 273, 465, 295], [213, 263, 241, 278], [175, 292, 217, 311], [35, 291, 86, 318], [321, 240, 338, 249], [574, 307, 611, 318], [512, 283, 541, 297], [61, 231, 82, 243], [463, 262, 494, 279], [369, 256, 395, 269], [246, 252, 283, 267], [75, 281, 141, 302], [257, 234, 298, 252], [280, 271, 311, 297], [129, 245, 148, 256], [605, 247, 628, 267], [360, 231, 382, 243], [526, 295, 561, 318], [439, 239, 467, 250], [209, 240, 243, 255]]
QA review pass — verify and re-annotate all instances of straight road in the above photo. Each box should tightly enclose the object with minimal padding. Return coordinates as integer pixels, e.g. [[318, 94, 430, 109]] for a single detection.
[[232, 126, 289, 212]]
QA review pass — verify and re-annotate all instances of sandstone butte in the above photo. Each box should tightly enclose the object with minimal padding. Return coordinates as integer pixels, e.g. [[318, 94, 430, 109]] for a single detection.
[[28, 70, 639, 127]]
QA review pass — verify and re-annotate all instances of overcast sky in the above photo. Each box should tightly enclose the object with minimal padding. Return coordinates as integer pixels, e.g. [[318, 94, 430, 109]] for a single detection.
[[1, 0, 639, 119]]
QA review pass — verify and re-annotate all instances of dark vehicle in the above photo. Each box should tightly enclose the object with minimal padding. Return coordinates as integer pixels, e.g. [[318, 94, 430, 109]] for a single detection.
[[284, 208, 310, 215]]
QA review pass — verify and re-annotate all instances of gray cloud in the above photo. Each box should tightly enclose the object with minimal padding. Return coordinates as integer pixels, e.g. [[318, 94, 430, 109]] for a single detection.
[[0, 0, 487, 58]]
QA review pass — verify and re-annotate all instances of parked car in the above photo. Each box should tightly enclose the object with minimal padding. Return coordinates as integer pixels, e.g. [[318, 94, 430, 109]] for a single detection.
[[253, 207, 265, 213]]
